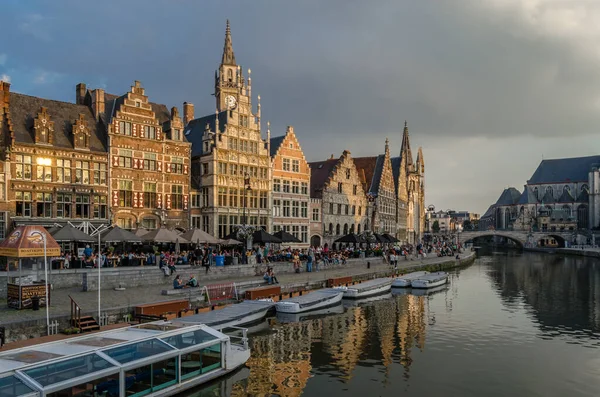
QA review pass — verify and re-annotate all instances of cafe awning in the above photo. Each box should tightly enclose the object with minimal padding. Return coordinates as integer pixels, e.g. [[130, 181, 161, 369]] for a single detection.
[[142, 228, 190, 244], [51, 224, 95, 243], [0, 226, 61, 257], [101, 226, 142, 243], [180, 229, 220, 245], [274, 230, 302, 243]]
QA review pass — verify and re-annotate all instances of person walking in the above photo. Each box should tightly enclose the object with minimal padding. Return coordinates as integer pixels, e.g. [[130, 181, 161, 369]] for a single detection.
[[306, 254, 313, 272]]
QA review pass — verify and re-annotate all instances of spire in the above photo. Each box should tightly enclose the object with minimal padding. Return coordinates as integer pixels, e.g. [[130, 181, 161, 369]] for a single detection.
[[400, 120, 414, 169], [385, 137, 389, 154], [221, 19, 237, 66]]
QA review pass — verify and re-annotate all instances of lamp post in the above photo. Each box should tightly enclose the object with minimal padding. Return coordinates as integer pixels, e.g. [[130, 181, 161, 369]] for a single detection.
[[42, 233, 50, 335], [243, 174, 252, 250], [97, 230, 101, 323]]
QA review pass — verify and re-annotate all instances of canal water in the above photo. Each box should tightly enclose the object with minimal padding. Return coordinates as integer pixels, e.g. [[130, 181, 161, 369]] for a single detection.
[[184, 250, 600, 396]]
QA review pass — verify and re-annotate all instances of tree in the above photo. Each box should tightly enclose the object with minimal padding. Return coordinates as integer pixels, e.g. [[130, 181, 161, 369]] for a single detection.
[[463, 219, 472, 230], [432, 220, 440, 234]]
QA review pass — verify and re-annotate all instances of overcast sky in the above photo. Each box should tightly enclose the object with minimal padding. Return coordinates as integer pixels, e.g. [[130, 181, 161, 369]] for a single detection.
[[2, 0, 600, 214]]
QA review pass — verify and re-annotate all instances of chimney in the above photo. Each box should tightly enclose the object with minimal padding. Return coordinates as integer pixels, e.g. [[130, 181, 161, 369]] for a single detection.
[[76, 83, 87, 105], [183, 102, 194, 125], [330, 154, 334, 160], [91, 89, 105, 120]]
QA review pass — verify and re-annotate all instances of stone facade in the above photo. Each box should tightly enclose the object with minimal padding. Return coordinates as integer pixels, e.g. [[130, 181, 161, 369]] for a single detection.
[[186, 21, 271, 238], [270, 126, 310, 247], [310, 198, 322, 247], [107, 81, 191, 230], [309, 150, 369, 248]]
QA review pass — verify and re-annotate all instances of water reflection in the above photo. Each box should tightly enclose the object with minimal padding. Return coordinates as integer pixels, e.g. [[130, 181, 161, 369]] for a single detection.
[[486, 251, 600, 342]]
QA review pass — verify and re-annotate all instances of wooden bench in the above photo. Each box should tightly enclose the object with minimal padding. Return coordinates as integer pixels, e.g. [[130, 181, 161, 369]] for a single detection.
[[134, 314, 167, 323], [327, 276, 353, 287], [135, 300, 189, 317], [245, 285, 281, 300]]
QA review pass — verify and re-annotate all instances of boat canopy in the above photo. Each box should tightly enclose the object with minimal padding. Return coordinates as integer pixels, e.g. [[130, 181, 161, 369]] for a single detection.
[[0, 322, 227, 396]]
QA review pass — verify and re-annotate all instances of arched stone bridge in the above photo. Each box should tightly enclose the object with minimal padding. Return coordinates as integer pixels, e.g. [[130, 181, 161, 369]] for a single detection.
[[459, 230, 579, 248]]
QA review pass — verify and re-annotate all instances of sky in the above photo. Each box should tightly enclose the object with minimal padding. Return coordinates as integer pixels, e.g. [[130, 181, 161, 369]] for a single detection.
[[2, 0, 600, 214]]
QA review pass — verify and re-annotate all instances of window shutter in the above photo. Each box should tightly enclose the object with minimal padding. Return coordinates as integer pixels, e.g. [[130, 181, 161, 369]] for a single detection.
[[184, 165, 189, 175], [133, 192, 138, 208], [165, 194, 172, 210], [133, 158, 139, 170], [139, 125, 145, 138], [138, 191, 144, 208], [112, 191, 119, 207], [157, 160, 162, 172], [112, 155, 119, 167], [156, 127, 162, 140], [157, 193, 162, 209], [114, 122, 120, 134], [165, 163, 171, 173], [132, 124, 138, 137], [183, 195, 188, 210]]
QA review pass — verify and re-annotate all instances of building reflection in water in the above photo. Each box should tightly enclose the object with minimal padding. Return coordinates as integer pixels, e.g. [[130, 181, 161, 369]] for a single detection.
[[488, 252, 600, 339], [232, 294, 429, 396]]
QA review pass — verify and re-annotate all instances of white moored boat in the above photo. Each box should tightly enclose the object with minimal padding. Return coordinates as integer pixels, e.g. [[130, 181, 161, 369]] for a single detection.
[[339, 278, 393, 299], [0, 321, 250, 397], [411, 272, 448, 289], [275, 289, 344, 314], [392, 271, 429, 288], [276, 304, 345, 323]]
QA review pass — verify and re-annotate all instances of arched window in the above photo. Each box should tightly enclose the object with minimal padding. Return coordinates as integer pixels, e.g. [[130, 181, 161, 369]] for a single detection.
[[564, 185, 570, 193], [336, 224, 341, 235], [329, 223, 333, 234], [577, 205, 589, 229], [227, 69, 233, 82], [519, 206, 525, 215], [358, 206, 362, 216], [546, 186, 553, 198], [562, 205, 571, 217], [582, 184, 589, 193], [357, 224, 361, 234], [350, 224, 355, 233], [533, 187, 539, 200], [343, 224, 348, 235], [352, 205, 356, 215], [39, 128, 49, 143]]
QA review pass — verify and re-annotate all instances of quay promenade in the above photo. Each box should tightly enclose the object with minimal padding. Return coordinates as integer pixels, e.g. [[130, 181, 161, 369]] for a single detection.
[[1, 252, 476, 343]]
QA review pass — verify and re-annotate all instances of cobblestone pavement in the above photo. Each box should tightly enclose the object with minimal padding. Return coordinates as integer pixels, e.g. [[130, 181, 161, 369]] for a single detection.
[[1, 253, 473, 324]]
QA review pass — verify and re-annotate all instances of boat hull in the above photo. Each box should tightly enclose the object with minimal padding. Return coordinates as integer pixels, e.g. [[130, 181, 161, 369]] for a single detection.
[[275, 290, 344, 313], [343, 279, 393, 299], [392, 271, 429, 288], [411, 275, 448, 289]]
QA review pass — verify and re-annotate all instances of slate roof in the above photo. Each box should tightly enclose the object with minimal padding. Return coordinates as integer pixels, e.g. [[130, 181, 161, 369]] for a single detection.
[[269, 135, 286, 157], [481, 205, 496, 219], [541, 189, 555, 204], [309, 158, 339, 198], [577, 189, 589, 203], [550, 209, 574, 221], [528, 155, 600, 184], [390, 156, 401, 193], [517, 187, 539, 205], [184, 111, 228, 157], [8, 92, 107, 152], [495, 188, 521, 206], [353, 156, 379, 195]]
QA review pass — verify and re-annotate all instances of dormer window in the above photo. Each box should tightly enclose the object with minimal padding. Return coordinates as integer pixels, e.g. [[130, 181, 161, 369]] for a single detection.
[[34, 107, 54, 145], [73, 114, 90, 150], [172, 129, 181, 141]]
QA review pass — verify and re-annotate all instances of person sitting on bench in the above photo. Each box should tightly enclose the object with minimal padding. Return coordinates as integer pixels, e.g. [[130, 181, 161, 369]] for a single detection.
[[187, 274, 198, 288]]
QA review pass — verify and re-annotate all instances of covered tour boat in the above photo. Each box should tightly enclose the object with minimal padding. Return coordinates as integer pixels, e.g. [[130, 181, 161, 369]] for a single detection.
[[392, 271, 429, 288], [0, 321, 250, 397], [337, 278, 393, 299], [411, 272, 449, 289], [275, 289, 344, 314]]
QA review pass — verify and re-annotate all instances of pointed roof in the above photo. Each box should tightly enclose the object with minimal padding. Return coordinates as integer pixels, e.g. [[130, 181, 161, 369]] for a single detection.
[[308, 158, 339, 198], [269, 135, 286, 157], [400, 121, 413, 167], [0, 226, 61, 257], [577, 188, 589, 202], [51, 224, 94, 242], [528, 155, 600, 184], [495, 187, 522, 206], [142, 228, 189, 244], [541, 189, 555, 204], [353, 156, 379, 195], [557, 188, 574, 203], [221, 20, 237, 66], [517, 187, 539, 205]]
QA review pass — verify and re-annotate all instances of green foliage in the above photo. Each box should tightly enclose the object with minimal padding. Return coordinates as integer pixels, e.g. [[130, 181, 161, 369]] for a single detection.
[[62, 327, 81, 335], [432, 220, 440, 233]]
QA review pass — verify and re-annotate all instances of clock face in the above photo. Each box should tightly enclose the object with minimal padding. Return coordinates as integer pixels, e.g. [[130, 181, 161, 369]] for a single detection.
[[226, 95, 237, 109]]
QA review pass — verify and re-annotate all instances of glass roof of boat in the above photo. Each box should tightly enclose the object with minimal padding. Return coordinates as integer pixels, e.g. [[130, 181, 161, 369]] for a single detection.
[[103, 338, 174, 364], [160, 329, 219, 349], [0, 374, 36, 397], [23, 353, 114, 387]]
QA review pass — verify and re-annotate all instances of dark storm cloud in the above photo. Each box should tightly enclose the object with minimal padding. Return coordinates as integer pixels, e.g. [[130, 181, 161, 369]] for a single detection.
[[2, 0, 600, 212]]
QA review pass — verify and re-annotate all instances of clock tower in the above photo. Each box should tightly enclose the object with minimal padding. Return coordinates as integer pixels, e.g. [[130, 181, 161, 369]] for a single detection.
[[215, 20, 244, 113]]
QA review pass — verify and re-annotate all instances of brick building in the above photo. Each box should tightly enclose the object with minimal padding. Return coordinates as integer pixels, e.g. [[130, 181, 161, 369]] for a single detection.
[[270, 126, 311, 247]]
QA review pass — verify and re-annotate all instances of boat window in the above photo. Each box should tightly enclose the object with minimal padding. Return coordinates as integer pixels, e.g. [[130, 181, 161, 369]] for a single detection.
[[160, 329, 219, 349], [0, 374, 37, 397], [123, 357, 178, 396], [46, 373, 119, 397], [180, 344, 222, 381], [103, 338, 174, 364], [23, 353, 114, 388]]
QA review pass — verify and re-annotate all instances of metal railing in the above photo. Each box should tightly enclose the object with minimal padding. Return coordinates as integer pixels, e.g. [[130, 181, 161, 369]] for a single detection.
[[220, 326, 249, 350], [69, 295, 82, 327]]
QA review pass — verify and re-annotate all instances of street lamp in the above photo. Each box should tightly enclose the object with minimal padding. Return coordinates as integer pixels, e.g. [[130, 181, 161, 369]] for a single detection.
[[41, 233, 50, 335], [242, 173, 251, 226]]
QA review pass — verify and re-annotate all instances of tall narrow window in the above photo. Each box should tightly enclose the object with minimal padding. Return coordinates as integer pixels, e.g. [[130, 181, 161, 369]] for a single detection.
[[75, 161, 90, 184], [119, 121, 132, 136], [283, 180, 290, 193], [292, 201, 300, 217], [229, 188, 238, 207], [75, 195, 90, 218], [57, 194, 72, 218], [16, 191, 32, 216], [119, 150, 132, 168], [201, 187, 209, 207], [292, 159, 300, 173], [93, 163, 107, 185], [292, 181, 299, 194], [260, 191, 268, 209], [171, 185, 183, 210], [143, 153, 157, 171], [273, 179, 281, 192], [145, 125, 156, 139], [94, 195, 107, 219], [283, 200, 291, 217], [283, 158, 291, 171], [170, 157, 184, 174], [338, 183, 343, 193], [119, 180, 133, 207], [218, 188, 228, 207], [57, 159, 71, 183], [15, 155, 32, 180], [36, 161, 52, 182], [301, 182, 308, 195], [36, 193, 52, 218], [144, 182, 157, 208], [301, 201, 308, 218]]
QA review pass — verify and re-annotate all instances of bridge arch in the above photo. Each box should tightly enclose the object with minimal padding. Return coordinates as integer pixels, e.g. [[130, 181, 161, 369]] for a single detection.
[[537, 234, 566, 248], [461, 232, 525, 248]]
